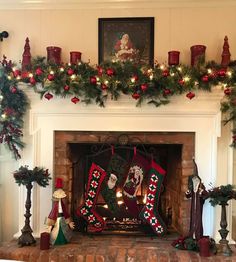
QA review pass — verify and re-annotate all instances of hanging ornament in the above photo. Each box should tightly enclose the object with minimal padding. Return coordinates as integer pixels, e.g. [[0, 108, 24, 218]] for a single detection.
[[201, 75, 209, 82], [64, 85, 70, 91], [67, 68, 74, 76], [29, 77, 36, 85], [10, 86, 17, 93], [163, 89, 171, 95], [106, 68, 115, 76], [71, 96, 80, 104], [186, 92, 195, 100], [35, 68, 43, 76], [224, 88, 231, 95], [132, 93, 140, 99], [44, 93, 53, 100], [90, 76, 97, 85], [141, 83, 148, 92], [47, 74, 55, 81]]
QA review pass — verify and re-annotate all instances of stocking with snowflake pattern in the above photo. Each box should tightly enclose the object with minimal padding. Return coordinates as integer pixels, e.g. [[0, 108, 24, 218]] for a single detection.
[[139, 160, 167, 235], [123, 151, 150, 217], [77, 162, 107, 232]]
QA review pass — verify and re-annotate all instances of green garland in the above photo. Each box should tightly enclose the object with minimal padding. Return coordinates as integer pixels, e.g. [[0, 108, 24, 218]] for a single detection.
[[207, 184, 236, 206], [1, 56, 236, 159], [13, 165, 51, 186]]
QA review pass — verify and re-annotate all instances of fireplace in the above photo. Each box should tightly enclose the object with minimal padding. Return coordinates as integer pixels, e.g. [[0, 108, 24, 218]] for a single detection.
[[15, 88, 230, 241], [54, 131, 194, 236]]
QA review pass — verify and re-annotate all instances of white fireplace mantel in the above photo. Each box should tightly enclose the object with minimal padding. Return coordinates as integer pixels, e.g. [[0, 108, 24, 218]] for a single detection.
[[16, 86, 233, 241]]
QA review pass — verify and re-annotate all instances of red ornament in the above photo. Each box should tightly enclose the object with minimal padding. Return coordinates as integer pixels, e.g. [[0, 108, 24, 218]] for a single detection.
[[163, 89, 171, 95], [64, 85, 70, 91], [30, 77, 36, 85], [47, 74, 55, 81], [13, 69, 21, 78], [97, 66, 103, 76], [132, 93, 140, 100], [162, 70, 169, 77], [186, 92, 195, 100], [141, 83, 148, 92], [71, 96, 80, 104], [202, 75, 209, 82], [218, 69, 226, 77], [44, 93, 53, 100], [35, 68, 43, 76], [178, 79, 185, 85], [67, 68, 74, 76], [232, 135, 236, 142], [106, 68, 115, 76], [10, 86, 17, 93], [224, 88, 231, 95], [21, 71, 29, 79], [90, 76, 97, 85], [101, 84, 108, 90]]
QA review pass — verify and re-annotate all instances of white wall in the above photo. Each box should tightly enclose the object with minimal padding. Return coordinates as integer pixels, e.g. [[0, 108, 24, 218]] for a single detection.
[[0, 0, 235, 241]]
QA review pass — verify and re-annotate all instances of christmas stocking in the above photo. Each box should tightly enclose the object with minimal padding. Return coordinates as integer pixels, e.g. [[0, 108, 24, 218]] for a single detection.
[[77, 162, 107, 232], [139, 160, 167, 235], [123, 151, 150, 217], [101, 153, 128, 215]]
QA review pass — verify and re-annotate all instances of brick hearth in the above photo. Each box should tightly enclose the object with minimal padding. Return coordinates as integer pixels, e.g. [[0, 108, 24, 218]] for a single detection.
[[0, 235, 236, 261]]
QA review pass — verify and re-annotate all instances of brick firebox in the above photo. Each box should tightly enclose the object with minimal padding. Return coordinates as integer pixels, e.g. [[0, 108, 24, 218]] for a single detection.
[[54, 131, 195, 236]]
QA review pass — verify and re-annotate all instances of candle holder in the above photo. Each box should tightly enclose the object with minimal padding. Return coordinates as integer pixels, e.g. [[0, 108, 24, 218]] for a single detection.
[[70, 51, 82, 64], [46, 46, 61, 64], [168, 51, 180, 66], [190, 45, 206, 66]]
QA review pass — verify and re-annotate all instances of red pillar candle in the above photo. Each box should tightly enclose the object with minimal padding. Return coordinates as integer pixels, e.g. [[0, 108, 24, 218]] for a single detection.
[[190, 45, 206, 66], [46, 46, 62, 64], [70, 51, 82, 64], [40, 232, 50, 250], [198, 236, 210, 257], [168, 51, 180, 66]]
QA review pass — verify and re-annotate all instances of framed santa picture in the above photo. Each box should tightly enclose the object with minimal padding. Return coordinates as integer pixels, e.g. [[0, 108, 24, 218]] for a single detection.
[[98, 17, 154, 65]]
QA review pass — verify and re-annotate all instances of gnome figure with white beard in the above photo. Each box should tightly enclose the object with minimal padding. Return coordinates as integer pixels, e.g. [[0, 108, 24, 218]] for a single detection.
[[46, 178, 74, 245]]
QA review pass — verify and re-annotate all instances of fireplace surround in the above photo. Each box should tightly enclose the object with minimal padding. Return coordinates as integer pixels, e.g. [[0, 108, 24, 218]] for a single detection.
[[15, 87, 233, 241]]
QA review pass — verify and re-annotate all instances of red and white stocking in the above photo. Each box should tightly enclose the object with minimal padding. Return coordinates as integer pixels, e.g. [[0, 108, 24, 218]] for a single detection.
[[123, 152, 150, 217], [139, 160, 167, 235], [77, 163, 106, 232]]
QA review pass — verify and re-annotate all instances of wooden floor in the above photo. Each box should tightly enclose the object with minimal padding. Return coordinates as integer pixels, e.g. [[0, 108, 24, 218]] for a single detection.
[[0, 234, 236, 261]]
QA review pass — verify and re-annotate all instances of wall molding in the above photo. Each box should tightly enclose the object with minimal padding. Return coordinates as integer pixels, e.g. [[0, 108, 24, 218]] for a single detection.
[[0, 0, 236, 9]]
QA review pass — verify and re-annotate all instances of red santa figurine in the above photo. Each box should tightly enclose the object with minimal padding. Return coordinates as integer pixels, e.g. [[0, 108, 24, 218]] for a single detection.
[[46, 178, 74, 245]]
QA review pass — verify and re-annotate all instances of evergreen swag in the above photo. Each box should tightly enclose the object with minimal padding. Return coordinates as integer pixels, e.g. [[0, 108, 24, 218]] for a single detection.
[[13, 165, 51, 187], [207, 184, 236, 206], [1, 56, 236, 159]]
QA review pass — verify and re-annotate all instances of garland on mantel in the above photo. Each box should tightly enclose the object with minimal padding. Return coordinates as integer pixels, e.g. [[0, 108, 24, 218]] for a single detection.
[[0, 56, 236, 159]]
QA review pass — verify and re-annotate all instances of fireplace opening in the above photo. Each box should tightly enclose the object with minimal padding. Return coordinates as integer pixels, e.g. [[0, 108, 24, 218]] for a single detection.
[[54, 131, 195, 236]]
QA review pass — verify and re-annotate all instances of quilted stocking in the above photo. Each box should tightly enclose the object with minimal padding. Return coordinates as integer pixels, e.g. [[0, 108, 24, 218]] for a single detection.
[[139, 160, 167, 235], [123, 152, 150, 217], [77, 162, 106, 232]]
